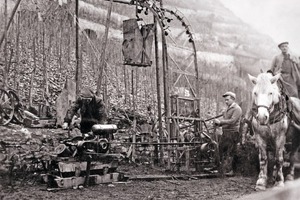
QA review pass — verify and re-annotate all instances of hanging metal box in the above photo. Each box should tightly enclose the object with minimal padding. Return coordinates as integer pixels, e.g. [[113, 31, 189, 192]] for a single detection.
[[122, 19, 154, 67]]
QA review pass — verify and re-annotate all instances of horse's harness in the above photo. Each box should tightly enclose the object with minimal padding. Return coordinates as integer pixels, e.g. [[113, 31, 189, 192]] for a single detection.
[[251, 94, 288, 125], [260, 95, 287, 124]]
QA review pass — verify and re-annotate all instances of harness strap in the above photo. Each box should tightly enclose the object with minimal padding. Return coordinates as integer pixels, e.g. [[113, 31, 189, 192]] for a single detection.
[[257, 104, 271, 111], [251, 95, 287, 125]]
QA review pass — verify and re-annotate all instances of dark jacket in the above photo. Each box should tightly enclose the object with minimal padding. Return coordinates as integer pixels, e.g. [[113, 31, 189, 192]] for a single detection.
[[64, 90, 107, 133], [220, 103, 242, 133], [271, 53, 300, 76], [270, 53, 300, 98]]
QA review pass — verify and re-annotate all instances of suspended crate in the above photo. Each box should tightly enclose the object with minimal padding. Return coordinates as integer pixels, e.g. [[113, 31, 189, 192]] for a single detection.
[[122, 19, 154, 67]]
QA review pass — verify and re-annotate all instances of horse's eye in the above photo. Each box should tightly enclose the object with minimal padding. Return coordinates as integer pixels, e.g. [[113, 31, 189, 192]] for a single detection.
[[269, 92, 273, 96], [254, 92, 257, 96]]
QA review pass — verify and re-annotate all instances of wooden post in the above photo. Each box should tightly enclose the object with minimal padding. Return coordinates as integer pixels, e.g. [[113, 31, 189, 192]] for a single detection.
[[96, 0, 113, 95], [132, 69, 136, 162], [84, 155, 92, 187], [29, 37, 37, 107], [213, 125, 221, 176], [3, 0, 8, 89], [191, 35, 200, 133], [67, 16, 71, 63], [216, 85, 220, 115], [0, 0, 22, 49], [59, 12, 63, 74], [104, 63, 108, 111], [159, 0, 171, 170], [185, 146, 190, 173], [135, 67, 139, 110], [154, 9, 164, 165], [75, 0, 81, 96], [15, 11, 20, 93], [115, 63, 120, 95], [124, 65, 128, 104], [42, 22, 49, 98], [7, 49, 13, 80]]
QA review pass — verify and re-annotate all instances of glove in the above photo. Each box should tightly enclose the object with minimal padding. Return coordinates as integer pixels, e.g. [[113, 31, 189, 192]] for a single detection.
[[62, 122, 69, 130]]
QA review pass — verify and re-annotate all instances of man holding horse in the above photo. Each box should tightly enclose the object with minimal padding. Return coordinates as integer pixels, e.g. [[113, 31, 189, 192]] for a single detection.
[[214, 91, 242, 175], [242, 42, 300, 144]]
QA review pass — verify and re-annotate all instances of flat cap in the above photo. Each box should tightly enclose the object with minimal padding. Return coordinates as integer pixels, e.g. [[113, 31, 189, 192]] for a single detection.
[[278, 42, 289, 48], [80, 87, 94, 98], [222, 91, 236, 99]]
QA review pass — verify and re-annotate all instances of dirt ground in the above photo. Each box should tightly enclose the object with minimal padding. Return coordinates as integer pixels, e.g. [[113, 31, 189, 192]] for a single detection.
[[0, 125, 265, 200], [0, 176, 256, 200]]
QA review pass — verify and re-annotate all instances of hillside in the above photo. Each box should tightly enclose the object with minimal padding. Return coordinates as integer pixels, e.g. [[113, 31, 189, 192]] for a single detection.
[[0, 0, 278, 115], [162, 0, 276, 75], [76, 0, 276, 76]]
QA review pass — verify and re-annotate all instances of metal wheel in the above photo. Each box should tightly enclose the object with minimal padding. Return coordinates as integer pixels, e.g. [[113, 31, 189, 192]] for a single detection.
[[9, 90, 25, 124], [0, 88, 15, 125]]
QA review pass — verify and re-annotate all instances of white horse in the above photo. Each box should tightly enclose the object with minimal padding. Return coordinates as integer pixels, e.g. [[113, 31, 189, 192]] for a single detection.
[[248, 72, 288, 190]]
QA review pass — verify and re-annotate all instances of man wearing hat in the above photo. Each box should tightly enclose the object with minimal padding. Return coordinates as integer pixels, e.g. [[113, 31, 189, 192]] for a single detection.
[[62, 87, 107, 134], [270, 42, 300, 98], [214, 91, 242, 174]]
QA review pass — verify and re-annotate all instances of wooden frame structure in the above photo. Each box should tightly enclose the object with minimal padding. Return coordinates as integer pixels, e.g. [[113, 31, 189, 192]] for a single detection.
[[101, 0, 202, 170]]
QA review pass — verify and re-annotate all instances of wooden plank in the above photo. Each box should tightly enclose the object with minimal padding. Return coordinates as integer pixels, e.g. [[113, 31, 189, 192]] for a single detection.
[[185, 147, 190, 172], [58, 161, 113, 173], [54, 173, 121, 188], [127, 173, 233, 181], [116, 142, 205, 145], [169, 116, 203, 121], [24, 118, 56, 128]]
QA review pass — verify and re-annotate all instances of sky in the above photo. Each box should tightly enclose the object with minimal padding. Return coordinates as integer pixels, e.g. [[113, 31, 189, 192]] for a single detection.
[[2, 0, 300, 54], [220, 0, 300, 54]]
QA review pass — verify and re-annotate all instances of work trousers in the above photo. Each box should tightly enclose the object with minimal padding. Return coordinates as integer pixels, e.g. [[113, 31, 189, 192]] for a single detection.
[[219, 131, 239, 173]]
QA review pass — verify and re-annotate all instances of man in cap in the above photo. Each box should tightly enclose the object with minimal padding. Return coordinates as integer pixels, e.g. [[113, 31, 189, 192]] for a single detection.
[[270, 42, 300, 98], [214, 91, 242, 174], [62, 87, 107, 134]]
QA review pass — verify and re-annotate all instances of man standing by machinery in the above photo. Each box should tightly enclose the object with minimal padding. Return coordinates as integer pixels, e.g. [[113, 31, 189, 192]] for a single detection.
[[213, 91, 242, 175], [46, 88, 121, 189], [62, 87, 107, 134]]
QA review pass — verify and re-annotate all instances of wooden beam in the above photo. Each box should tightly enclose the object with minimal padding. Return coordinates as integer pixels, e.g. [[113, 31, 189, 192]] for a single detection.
[[127, 173, 233, 181], [114, 142, 207, 145], [104, 0, 132, 4], [97, 0, 114, 95], [0, 0, 22, 49], [169, 116, 202, 121], [75, 0, 81, 96], [154, 15, 164, 164]]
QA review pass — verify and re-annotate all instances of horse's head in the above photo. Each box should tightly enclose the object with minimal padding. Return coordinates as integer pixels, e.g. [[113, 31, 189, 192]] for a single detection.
[[248, 72, 281, 125]]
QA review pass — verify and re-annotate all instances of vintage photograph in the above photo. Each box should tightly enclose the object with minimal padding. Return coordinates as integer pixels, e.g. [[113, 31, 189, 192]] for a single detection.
[[0, 0, 299, 199]]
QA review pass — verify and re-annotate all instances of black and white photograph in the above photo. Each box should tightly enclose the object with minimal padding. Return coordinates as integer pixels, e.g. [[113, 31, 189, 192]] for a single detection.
[[0, 0, 300, 199]]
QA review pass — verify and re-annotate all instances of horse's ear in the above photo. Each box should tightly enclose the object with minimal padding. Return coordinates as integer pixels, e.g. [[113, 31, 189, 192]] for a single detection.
[[248, 74, 257, 85], [270, 73, 281, 84]]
